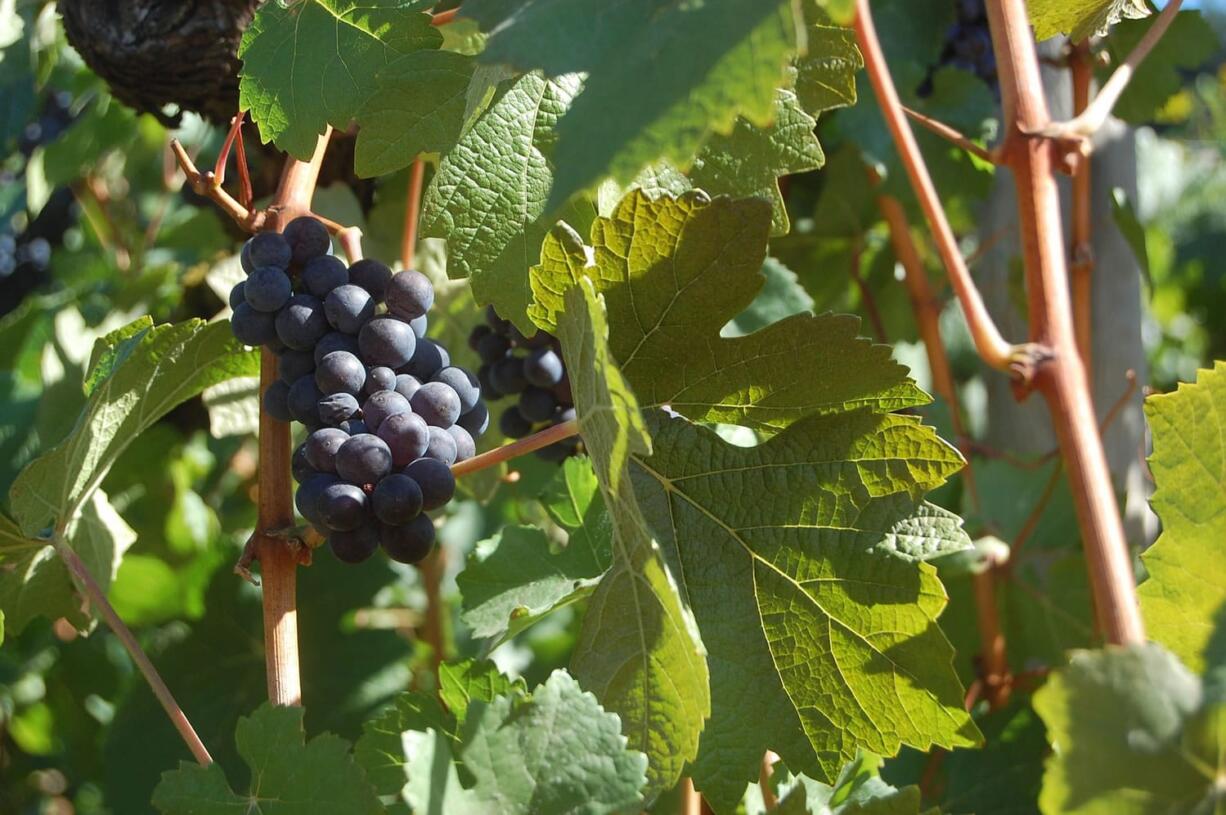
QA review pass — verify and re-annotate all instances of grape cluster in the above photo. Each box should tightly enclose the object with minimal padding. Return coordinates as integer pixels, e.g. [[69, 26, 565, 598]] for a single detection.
[[227, 217, 489, 566], [931, 0, 997, 94], [18, 91, 75, 157], [469, 307, 580, 463]]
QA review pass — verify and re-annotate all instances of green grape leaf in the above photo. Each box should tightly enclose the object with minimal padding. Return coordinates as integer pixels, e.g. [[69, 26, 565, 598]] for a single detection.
[[777, 754, 923, 814], [152, 704, 383, 815], [353, 48, 475, 177], [1138, 362, 1226, 675], [938, 702, 1046, 815], [0, 490, 134, 636], [794, 18, 863, 117], [1033, 643, 1225, 815], [727, 257, 815, 337], [555, 278, 711, 798], [530, 191, 927, 433], [1028, 0, 1150, 42], [1104, 11, 1217, 124], [402, 671, 647, 814], [355, 692, 453, 797], [633, 409, 977, 810], [458, 457, 612, 640], [9, 318, 256, 537], [461, 0, 803, 209], [201, 376, 260, 439], [238, 0, 440, 159], [438, 658, 526, 725], [418, 71, 595, 334]]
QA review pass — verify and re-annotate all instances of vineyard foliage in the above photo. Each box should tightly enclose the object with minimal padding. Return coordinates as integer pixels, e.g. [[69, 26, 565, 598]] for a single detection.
[[0, 0, 1224, 813]]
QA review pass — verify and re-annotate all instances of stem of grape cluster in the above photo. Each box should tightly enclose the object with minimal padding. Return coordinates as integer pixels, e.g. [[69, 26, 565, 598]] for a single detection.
[[450, 419, 580, 478]]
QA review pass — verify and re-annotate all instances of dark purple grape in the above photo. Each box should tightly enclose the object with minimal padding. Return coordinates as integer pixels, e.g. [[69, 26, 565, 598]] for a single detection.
[[402, 338, 448, 380], [366, 366, 397, 395], [292, 443, 316, 483], [348, 259, 393, 302], [410, 314, 428, 338], [457, 402, 490, 436], [500, 406, 533, 439], [394, 374, 422, 402], [319, 392, 360, 425], [231, 303, 279, 346], [278, 349, 315, 385], [476, 332, 511, 364], [424, 426, 458, 465], [305, 427, 349, 472], [229, 281, 246, 310], [275, 294, 329, 350], [468, 324, 492, 352], [405, 457, 455, 511], [245, 266, 293, 312], [336, 434, 394, 485], [243, 232, 292, 271], [289, 376, 325, 427], [338, 418, 369, 435], [296, 474, 338, 525], [329, 523, 380, 564], [490, 357, 528, 395], [410, 381, 462, 427], [432, 367, 480, 413], [324, 284, 375, 335], [371, 473, 424, 525], [301, 254, 349, 298], [314, 331, 361, 365], [476, 364, 502, 399], [378, 411, 430, 467], [380, 515, 435, 564], [362, 390, 412, 433], [524, 347, 564, 387], [519, 387, 558, 423], [447, 425, 476, 462], [485, 305, 510, 332], [319, 481, 368, 531], [283, 216, 331, 265], [386, 270, 434, 321], [360, 318, 416, 369], [316, 350, 367, 396], [262, 379, 293, 422]]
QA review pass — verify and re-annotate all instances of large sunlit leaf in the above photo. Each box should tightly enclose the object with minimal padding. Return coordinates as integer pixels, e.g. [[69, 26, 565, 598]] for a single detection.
[[1138, 362, 1226, 675], [1027, 0, 1150, 42]]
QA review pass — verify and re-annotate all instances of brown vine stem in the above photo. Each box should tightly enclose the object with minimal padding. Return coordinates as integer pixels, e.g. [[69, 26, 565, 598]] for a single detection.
[[1037, 0, 1183, 141], [901, 105, 996, 165], [54, 538, 213, 765], [450, 419, 580, 478], [853, 0, 1019, 375], [249, 129, 334, 707], [401, 158, 426, 271], [985, 0, 1144, 645], [1069, 41, 1094, 370]]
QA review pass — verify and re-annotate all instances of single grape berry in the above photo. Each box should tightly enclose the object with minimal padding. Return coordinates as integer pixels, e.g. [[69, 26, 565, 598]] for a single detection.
[[229, 280, 246, 310], [336, 434, 394, 485], [432, 367, 481, 413], [519, 387, 558, 423], [524, 347, 565, 387], [499, 405, 533, 439], [243, 232, 292, 271], [316, 350, 367, 396], [468, 323, 492, 352], [476, 364, 502, 399], [314, 331, 361, 365], [456, 401, 490, 436], [319, 392, 360, 426], [476, 331, 511, 364], [490, 357, 528, 395], [410, 381, 462, 428], [405, 457, 455, 511], [362, 390, 412, 433], [348, 258, 393, 302], [447, 425, 476, 462], [275, 294, 329, 350], [283, 216, 331, 265], [402, 338, 448, 380], [278, 349, 315, 385], [338, 418, 369, 435], [366, 366, 397, 396], [380, 515, 435, 564], [318, 481, 368, 531], [262, 379, 293, 423], [394, 374, 422, 402], [424, 426, 458, 465], [360, 317, 416, 369], [329, 524, 380, 564], [292, 444, 316, 483], [301, 255, 349, 298], [377, 411, 431, 467], [386, 269, 434, 321], [288, 376, 325, 427], [410, 314, 428, 338], [324, 284, 375, 335], [371, 473, 424, 525], [304, 427, 349, 472], [244, 266, 293, 312], [231, 303, 279, 347], [295, 474, 338, 526]]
